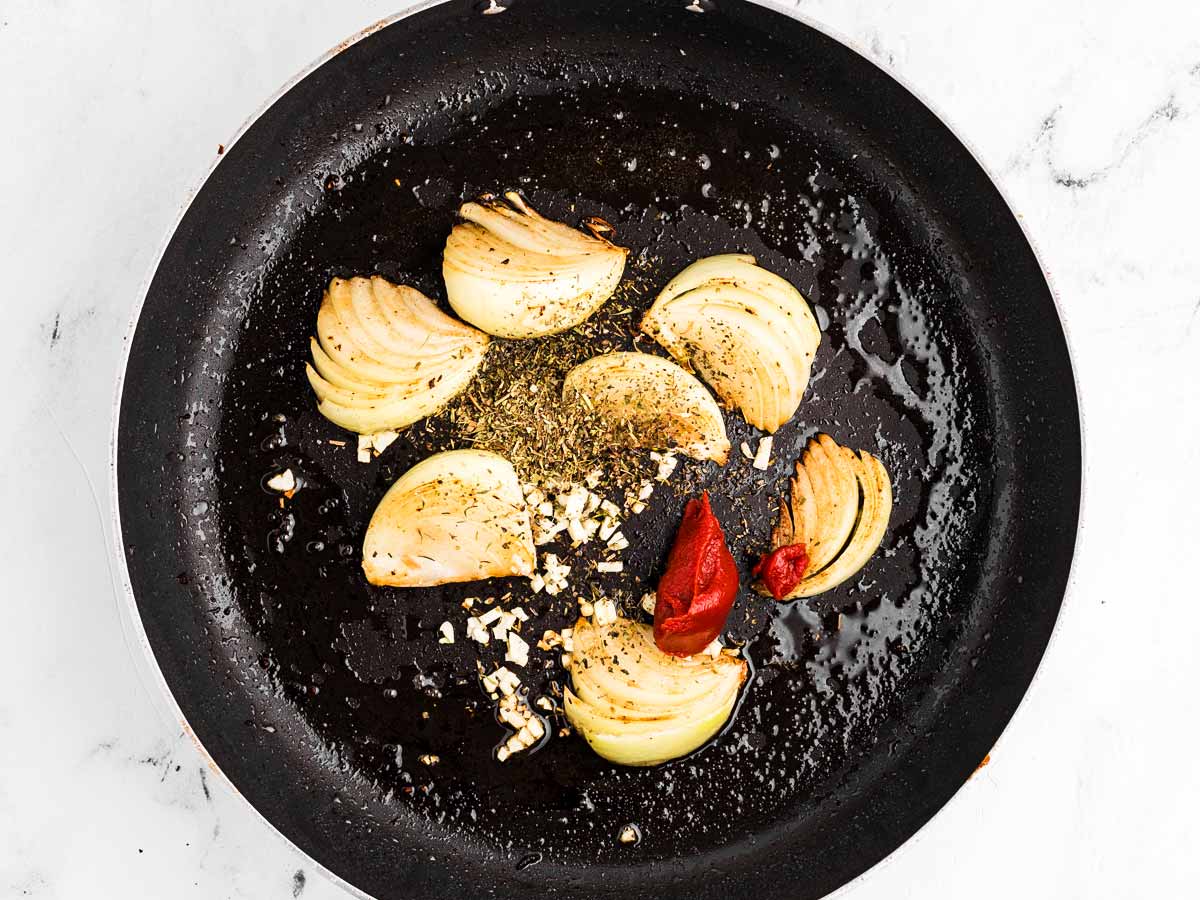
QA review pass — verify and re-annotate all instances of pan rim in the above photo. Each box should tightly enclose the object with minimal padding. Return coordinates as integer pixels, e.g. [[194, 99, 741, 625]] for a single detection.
[[107, 2, 1086, 898], [107, 5, 449, 899], [740, 2, 1090, 895]]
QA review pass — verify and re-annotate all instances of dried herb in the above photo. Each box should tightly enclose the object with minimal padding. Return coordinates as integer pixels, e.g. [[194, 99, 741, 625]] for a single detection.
[[435, 262, 660, 489]]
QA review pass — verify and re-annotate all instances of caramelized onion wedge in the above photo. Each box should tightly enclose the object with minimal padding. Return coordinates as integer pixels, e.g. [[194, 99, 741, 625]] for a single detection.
[[443, 192, 628, 338], [306, 276, 488, 435], [801, 435, 861, 573], [791, 451, 891, 597], [563, 616, 747, 766], [362, 449, 535, 587], [762, 434, 892, 599], [641, 254, 820, 433], [562, 351, 730, 464]]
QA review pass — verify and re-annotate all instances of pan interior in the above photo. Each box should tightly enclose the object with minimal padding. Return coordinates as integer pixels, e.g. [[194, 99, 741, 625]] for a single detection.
[[118, 3, 1078, 898]]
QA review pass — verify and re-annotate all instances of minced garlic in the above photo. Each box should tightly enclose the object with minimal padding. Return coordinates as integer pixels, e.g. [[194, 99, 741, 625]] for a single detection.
[[505, 632, 530, 667], [265, 468, 296, 494], [356, 430, 398, 463], [752, 435, 773, 470], [592, 598, 618, 625]]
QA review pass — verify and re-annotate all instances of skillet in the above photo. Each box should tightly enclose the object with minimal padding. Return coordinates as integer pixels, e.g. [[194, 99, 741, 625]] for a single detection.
[[114, 1, 1082, 897]]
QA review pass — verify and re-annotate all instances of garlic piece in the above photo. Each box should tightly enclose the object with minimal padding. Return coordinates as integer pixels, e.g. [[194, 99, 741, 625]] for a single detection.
[[266, 469, 296, 494], [592, 598, 618, 625], [752, 435, 773, 471], [505, 632, 530, 667], [466, 617, 491, 645]]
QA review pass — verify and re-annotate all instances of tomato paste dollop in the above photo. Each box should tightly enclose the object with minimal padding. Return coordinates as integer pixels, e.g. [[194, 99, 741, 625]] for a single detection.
[[653, 492, 740, 656], [752, 544, 810, 600]]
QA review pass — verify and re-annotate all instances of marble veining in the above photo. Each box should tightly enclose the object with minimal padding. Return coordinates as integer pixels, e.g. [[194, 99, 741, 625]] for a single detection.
[[2, 0, 1198, 897], [1006, 62, 1200, 190]]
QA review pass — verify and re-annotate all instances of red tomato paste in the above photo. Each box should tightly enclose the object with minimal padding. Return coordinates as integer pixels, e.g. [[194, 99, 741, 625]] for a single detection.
[[653, 492, 739, 656], [752, 544, 810, 600]]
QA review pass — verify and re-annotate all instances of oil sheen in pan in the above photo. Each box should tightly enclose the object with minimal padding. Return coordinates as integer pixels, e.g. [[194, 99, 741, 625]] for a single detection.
[[211, 83, 992, 861]]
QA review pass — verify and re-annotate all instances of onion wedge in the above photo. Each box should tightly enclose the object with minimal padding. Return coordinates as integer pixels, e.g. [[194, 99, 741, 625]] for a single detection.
[[641, 254, 820, 433], [562, 351, 731, 464], [443, 192, 628, 338], [362, 449, 535, 587], [761, 434, 892, 599], [306, 276, 488, 435], [563, 616, 747, 766]]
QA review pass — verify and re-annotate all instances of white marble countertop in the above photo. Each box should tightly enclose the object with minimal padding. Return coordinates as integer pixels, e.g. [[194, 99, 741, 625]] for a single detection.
[[3, 0, 1198, 897]]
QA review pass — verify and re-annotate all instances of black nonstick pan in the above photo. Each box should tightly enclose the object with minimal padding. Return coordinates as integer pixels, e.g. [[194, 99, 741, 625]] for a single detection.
[[114, 1, 1082, 898]]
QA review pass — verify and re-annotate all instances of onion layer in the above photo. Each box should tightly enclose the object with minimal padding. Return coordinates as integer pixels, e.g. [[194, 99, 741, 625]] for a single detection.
[[562, 351, 731, 464], [306, 276, 488, 435], [443, 192, 628, 338], [761, 434, 892, 599], [563, 616, 747, 766], [641, 254, 820, 433], [362, 449, 535, 587]]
